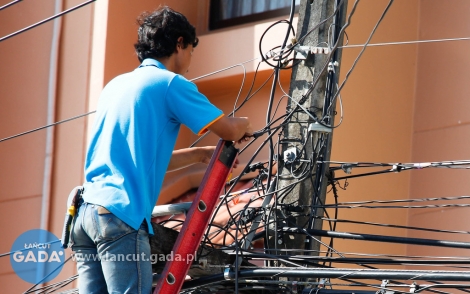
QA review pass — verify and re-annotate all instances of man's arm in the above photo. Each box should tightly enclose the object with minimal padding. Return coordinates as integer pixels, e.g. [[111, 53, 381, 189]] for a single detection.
[[167, 146, 215, 172], [207, 116, 253, 142], [168, 116, 251, 172]]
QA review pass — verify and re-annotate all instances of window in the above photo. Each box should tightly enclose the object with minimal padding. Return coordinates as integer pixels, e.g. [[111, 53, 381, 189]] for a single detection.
[[209, 0, 300, 30]]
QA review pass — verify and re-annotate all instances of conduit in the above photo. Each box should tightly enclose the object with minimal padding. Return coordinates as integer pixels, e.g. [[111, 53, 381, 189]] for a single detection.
[[40, 0, 63, 232]]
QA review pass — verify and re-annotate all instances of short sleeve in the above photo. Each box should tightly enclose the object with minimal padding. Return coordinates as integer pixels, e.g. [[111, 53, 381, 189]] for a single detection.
[[166, 75, 224, 135]]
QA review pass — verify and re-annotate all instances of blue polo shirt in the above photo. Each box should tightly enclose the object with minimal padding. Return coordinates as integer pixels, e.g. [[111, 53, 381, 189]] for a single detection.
[[83, 59, 223, 234]]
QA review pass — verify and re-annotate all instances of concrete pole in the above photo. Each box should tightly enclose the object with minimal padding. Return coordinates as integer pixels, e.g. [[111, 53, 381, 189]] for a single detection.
[[275, 0, 348, 257]]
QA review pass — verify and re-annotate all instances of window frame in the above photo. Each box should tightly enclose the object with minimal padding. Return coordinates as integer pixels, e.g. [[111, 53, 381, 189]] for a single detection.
[[209, 1, 299, 31]]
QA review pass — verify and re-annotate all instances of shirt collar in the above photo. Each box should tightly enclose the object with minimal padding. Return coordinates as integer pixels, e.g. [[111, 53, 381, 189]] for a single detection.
[[139, 58, 167, 70]]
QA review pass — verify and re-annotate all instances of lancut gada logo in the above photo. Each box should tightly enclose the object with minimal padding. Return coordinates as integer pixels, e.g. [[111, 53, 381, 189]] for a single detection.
[[10, 229, 65, 284]]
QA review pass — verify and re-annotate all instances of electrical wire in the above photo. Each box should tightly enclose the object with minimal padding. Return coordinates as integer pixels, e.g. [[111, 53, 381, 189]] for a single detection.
[[6, 0, 470, 293], [0, 0, 96, 43], [324, 194, 470, 206], [0, 0, 22, 11], [341, 36, 470, 48], [1, 57, 265, 145], [318, 216, 470, 235], [0, 111, 96, 143]]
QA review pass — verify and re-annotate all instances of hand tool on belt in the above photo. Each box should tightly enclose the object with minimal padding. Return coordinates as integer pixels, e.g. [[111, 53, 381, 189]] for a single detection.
[[60, 186, 84, 249]]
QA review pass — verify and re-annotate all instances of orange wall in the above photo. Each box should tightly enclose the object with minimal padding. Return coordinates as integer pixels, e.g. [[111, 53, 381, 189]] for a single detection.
[[0, 0, 93, 291], [2, 0, 470, 292], [407, 0, 470, 259], [0, 1, 55, 291], [328, 0, 419, 257]]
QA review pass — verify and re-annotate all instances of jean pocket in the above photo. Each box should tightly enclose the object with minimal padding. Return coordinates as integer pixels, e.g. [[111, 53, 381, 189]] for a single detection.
[[93, 207, 134, 241]]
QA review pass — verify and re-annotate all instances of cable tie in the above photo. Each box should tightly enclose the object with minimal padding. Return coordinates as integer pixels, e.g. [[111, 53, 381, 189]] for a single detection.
[[310, 46, 330, 55], [341, 164, 353, 174]]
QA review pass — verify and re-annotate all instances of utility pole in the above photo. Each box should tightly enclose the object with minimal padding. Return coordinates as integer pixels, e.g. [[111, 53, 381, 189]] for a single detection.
[[276, 0, 348, 256]]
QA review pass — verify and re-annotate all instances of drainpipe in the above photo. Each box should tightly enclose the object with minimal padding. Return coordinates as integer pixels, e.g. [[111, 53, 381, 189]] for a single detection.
[[40, 0, 63, 232]]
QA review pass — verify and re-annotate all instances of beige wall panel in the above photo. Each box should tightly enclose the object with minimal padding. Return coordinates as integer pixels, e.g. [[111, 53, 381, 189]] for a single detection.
[[408, 0, 470, 260], [327, 0, 420, 257], [1, 0, 94, 291], [0, 273, 32, 293], [408, 125, 470, 253], [414, 43, 470, 132], [414, 1, 470, 132], [0, 2, 56, 292], [407, 207, 470, 259], [411, 124, 470, 163], [0, 134, 46, 201], [0, 2, 55, 201], [0, 195, 41, 284], [332, 0, 419, 161]]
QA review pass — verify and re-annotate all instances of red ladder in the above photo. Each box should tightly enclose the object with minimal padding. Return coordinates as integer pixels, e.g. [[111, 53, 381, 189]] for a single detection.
[[153, 140, 238, 294]]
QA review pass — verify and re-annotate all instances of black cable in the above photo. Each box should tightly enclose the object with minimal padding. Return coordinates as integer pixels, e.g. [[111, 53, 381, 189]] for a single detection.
[[285, 228, 470, 250], [0, 0, 96, 43], [259, 20, 296, 69], [23, 256, 72, 294], [318, 217, 470, 235], [319, 203, 470, 209], [262, 0, 295, 200], [0, 240, 61, 258], [289, 0, 359, 130], [25, 274, 78, 294], [242, 252, 470, 266], [331, 195, 470, 206], [0, 0, 22, 11], [0, 111, 95, 143]]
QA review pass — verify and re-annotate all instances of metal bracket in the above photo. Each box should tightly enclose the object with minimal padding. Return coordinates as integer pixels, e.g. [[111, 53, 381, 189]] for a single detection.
[[293, 46, 331, 60], [308, 122, 332, 133]]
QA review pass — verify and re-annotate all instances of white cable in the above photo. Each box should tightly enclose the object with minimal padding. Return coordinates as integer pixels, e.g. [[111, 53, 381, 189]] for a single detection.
[[340, 36, 470, 48], [190, 57, 259, 82]]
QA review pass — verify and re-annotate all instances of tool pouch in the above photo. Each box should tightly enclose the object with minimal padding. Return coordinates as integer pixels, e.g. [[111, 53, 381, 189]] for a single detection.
[[60, 186, 83, 249]]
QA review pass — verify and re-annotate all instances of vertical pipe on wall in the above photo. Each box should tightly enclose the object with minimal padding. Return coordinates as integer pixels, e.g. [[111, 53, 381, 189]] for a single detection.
[[40, 0, 63, 232]]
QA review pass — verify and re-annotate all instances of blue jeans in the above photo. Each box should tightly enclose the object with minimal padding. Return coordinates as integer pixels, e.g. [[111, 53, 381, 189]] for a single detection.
[[71, 202, 152, 294]]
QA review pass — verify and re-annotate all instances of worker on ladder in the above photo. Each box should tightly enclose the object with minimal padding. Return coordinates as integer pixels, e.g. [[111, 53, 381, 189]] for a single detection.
[[69, 6, 252, 293]]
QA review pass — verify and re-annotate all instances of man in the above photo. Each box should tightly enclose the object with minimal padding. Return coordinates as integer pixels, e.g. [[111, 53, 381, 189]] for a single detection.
[[71, 7, 252, 293]]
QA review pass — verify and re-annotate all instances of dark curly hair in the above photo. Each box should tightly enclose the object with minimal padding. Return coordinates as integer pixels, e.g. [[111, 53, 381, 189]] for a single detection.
[[134, 6, 199, 62]]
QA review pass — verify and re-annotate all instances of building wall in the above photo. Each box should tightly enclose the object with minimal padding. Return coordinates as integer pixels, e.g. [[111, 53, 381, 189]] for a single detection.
[[0, 0, 93, 291], [1, 0, 469, 292], [407, 0, 470, 260], [0, 1, 55, 291], [328, 0, 419, 258]]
